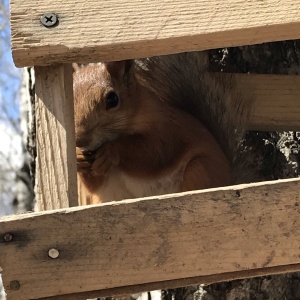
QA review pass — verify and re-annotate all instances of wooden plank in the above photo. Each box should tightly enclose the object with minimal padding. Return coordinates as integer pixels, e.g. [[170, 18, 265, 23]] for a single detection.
[[1, 178, 300, 300], [10, 0, 300, 67], [234, 74, 300, 131], [35, 64, 78, 210]]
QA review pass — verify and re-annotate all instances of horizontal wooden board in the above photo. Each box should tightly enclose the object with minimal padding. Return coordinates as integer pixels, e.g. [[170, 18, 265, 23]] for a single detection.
[[234, 74, 300, 131], [10, 0, 300, 67], [1, 178, 300, 299]]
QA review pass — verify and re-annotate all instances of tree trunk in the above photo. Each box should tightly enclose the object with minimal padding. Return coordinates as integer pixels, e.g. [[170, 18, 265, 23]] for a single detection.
[[13, 67, 35, 213]]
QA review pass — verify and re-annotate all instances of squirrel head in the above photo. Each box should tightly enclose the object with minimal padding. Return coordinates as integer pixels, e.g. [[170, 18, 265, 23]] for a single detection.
[[73, 60, 141, 151]]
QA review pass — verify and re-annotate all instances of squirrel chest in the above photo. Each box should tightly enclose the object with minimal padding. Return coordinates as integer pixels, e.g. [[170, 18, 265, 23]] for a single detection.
[[91, 164, 184, 203]]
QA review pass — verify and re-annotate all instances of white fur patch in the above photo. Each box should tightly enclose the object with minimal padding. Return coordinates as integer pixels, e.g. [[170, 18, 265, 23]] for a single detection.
[[96, 166, 184, 202]]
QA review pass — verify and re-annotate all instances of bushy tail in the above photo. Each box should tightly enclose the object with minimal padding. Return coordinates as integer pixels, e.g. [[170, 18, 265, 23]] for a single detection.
[[135, 52, 253, 182]]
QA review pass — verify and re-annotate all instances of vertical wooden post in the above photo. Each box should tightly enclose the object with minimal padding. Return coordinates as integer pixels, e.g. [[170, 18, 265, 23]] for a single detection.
[[35, 64, 78, 210]]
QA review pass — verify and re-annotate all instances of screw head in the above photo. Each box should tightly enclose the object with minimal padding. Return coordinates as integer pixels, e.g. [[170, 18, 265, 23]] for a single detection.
[[3, 233, 13, 242], [40, 13, 59, 28]]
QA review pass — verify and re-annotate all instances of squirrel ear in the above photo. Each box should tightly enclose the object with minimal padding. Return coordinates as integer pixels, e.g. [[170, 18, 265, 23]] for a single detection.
[[72, 62, 80, 72], [105, 60, 134, 84]]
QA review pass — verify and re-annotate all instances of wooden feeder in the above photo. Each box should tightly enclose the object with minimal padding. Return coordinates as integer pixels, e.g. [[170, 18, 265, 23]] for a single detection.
[[1, 0, 300, 299]]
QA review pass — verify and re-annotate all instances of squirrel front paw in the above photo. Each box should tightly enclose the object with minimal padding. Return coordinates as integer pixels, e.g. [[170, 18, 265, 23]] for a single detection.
[[76, 147, 95, 172], [91, 143, 119, 176]]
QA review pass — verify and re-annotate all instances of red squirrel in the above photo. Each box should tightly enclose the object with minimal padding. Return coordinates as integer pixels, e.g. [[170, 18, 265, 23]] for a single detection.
[[74, 52, 251, 204]]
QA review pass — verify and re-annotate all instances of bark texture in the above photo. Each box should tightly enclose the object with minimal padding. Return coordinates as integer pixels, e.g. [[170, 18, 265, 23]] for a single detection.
[[13, 67, 35, 213]]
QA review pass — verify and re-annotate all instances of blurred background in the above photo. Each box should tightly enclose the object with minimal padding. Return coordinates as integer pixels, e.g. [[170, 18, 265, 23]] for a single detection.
[[0, 0, 22, 217]]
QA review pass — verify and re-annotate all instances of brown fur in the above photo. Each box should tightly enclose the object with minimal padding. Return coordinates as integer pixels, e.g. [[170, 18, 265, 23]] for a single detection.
[[74, 53, 250, 203]]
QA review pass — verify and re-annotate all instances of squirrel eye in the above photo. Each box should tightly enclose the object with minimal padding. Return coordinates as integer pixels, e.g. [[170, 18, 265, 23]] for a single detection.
[[105, 91, 119, 110]]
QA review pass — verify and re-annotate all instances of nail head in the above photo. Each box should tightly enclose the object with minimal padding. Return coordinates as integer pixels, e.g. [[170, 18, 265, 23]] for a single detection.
[[10, 280, 20, 291], [48, 248, 60, 259], [3, 233, 13, 242]]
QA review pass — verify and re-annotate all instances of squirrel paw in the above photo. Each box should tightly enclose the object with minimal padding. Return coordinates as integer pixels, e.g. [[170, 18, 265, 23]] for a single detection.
[[91, 143, 119, 176], [76, 147, 94, 172]]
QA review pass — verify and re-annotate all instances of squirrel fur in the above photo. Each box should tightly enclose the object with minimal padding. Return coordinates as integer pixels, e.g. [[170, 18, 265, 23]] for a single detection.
[[73, 51, 251, 204]]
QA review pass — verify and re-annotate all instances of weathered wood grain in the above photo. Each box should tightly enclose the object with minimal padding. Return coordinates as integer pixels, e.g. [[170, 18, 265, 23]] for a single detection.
[[35, 64, 78, 210], [1, 178, 300, 300], [10, 0, 300, 67], [234, 74, 300, 131]]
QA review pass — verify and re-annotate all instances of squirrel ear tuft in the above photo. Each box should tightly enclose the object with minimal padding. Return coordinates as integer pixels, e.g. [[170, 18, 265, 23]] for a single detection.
[[105, 60, 134, 83]]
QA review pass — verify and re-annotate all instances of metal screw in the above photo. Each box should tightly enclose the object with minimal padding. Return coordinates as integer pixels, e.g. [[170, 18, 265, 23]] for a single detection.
[[48, 248, 60, 259], [40, 13, 59, 28], [10, 280, 20, 291], [3, 233, 13, 242]]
